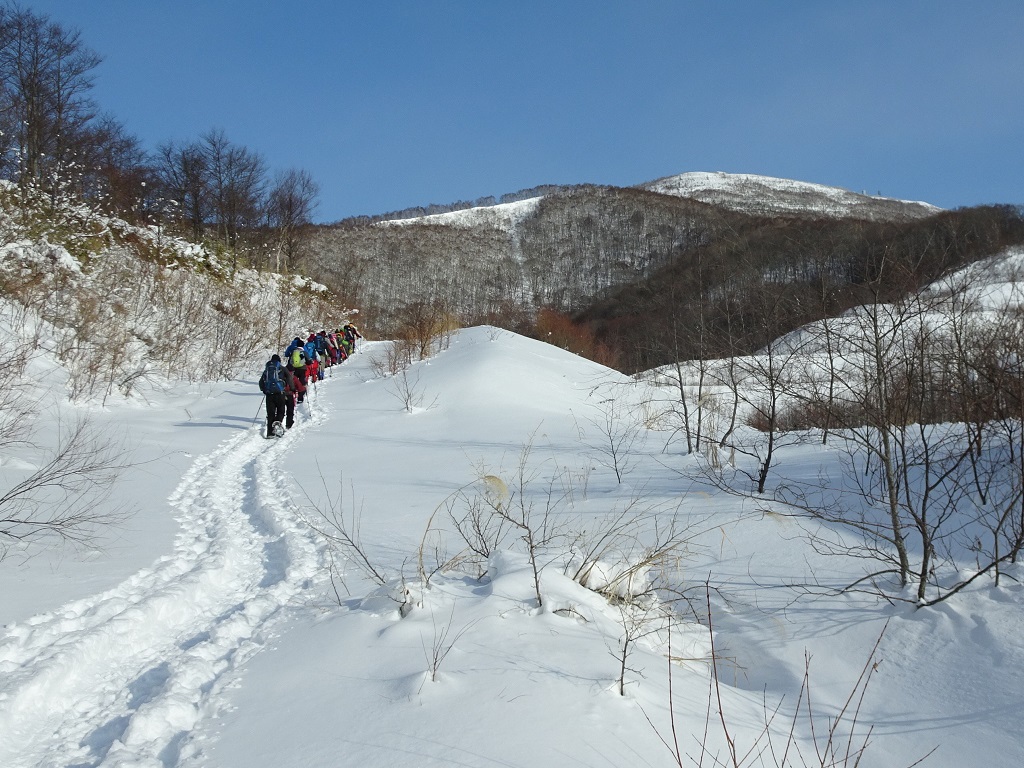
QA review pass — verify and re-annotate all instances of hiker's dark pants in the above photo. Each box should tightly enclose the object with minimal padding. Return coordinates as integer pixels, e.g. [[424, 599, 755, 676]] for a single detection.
[[284, 391, 296, 428], [266, 392, 286, 436]]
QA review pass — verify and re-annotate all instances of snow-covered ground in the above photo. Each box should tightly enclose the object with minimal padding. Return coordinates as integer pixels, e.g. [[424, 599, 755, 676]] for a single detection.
[[1, 324, 1023, 767], [640, 171, 941, 220], [376, 196, 542, 231]]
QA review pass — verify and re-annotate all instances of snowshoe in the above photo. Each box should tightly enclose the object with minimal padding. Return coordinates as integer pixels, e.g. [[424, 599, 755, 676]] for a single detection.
[[272, 420, 286, 437]]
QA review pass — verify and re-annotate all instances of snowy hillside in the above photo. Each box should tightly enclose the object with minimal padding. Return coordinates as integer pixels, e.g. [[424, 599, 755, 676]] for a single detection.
[[376, 172, 941, 230], [2, 313, 1023, 766], [376, 196, 542, 232], [640, 171, 942, 220]]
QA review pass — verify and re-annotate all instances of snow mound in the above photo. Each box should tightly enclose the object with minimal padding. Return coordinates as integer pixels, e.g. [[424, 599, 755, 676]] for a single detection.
[[409, 326, 628, 413]]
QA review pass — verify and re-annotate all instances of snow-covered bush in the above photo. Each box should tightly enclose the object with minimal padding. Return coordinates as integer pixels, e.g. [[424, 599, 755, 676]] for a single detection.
[[568, 555, 652, 599]]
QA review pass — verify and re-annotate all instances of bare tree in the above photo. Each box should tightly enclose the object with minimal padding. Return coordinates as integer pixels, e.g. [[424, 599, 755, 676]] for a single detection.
[[200, 128, 267, 257], [575, 386, 648, 484], [478, 440, 573, 608], [298, 469, 388, 600], [154, 138, 209, 241], [267, 168, 319, 274], [0, 5, 102, 188], [420, 602, 474, 685], [83, 113, 153, 220]]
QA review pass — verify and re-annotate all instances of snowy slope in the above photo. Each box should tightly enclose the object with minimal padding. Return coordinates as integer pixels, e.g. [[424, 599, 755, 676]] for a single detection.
[[376, 196, 542, 232], [376, 171, 941, 233], [2, 325, 1022, 767], [640, 171, 942, 220]]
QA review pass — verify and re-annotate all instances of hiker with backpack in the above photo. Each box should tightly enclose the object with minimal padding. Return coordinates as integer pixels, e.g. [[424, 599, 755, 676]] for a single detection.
[[326, 331, 340, 365], [258, 354, 288, 438], [304, 335, 321, 382], [343, 323, 362, 353], [285, 336, 308, 403], [280, 361, 298, 429], [333, 329, 349, 362], [315, 331, 330, 373], [286, 356, 306, 408]]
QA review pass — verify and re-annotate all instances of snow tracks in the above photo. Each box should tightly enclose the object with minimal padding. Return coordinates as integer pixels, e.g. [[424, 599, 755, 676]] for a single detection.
[[0, 416, 323, 768]]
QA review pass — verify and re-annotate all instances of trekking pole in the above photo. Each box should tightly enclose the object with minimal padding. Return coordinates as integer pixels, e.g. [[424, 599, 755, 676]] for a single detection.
[[251, 396, 265, 429]]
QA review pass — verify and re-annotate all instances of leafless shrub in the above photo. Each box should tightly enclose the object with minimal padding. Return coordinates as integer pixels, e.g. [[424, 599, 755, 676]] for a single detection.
[[643, 593, 932, 768], [424, 475, 514, 582], [299, 469, 388, 603], [610, 597, 676, 697], [394, 299, 457, 360], [447, 482, 513, 564], [385, 365, 438, 413], [420, 602, 475, 685], [568, 501, 694, 604], [0, 416, 134, 557], [416, 501, 467, 588], [575, 389, 649, 483], [369, 339, 415, 378]]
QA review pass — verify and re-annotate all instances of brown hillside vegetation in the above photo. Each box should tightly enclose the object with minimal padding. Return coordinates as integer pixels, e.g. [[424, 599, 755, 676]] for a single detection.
[[577, 204, 1024, 373]]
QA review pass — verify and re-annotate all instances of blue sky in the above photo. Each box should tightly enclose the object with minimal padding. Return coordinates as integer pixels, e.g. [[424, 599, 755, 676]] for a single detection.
[[25, 1, 1024, 223]]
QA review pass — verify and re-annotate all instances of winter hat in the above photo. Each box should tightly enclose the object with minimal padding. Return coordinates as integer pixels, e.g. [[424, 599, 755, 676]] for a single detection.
[[271, 354, 281, 363]]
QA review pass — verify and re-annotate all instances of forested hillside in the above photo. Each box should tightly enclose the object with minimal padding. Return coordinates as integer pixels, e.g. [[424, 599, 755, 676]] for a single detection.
[[302, 180, 1024, 374], [582, 202, 1024, 372]]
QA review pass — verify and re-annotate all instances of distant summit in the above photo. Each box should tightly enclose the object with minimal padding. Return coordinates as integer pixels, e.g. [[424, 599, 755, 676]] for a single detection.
[[638, 171, 941, 221]]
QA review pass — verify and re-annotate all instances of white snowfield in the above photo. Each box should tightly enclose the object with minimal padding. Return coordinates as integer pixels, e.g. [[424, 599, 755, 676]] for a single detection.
[[0, 406, 324, 767], [2, 323, 1024, 767], [640, 171, 942, 219], [375, 196, 541, 231]]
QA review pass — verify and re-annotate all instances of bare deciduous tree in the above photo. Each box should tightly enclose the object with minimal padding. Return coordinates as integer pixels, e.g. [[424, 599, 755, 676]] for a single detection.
[[267, 168, 319, 274], [0, 5, 102, 187]]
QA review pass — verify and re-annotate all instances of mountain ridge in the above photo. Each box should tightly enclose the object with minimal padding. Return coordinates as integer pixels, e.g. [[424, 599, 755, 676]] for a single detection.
[[369, 171, 942, 230], [638, 170, 941, 220]]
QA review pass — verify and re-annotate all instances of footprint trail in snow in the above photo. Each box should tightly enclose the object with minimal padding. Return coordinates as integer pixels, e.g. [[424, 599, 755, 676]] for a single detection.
[[0, 409, 325, 768]]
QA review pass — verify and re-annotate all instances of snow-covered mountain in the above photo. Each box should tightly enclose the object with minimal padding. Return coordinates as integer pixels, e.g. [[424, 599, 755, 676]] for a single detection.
[[639, 171, 942, 220], [375, 171, 942, 230]]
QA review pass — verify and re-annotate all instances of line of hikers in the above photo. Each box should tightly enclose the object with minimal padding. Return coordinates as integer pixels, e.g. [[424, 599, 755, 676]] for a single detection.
[[258, 323, 363, 438]]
